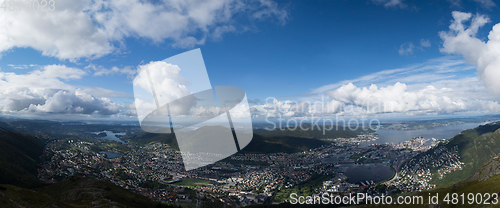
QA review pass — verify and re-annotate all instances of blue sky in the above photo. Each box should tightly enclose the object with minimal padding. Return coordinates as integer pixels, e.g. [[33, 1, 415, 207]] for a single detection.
[[1, 0, 500, 121]]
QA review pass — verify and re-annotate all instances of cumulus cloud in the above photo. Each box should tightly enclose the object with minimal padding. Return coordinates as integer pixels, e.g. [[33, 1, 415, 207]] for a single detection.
[[249, 96, 344, 119], [134, 61, 193, 107], [133, 61, 197, 123], [0, 65, 125, 116], [255, 54, 499, 119], [20, 89, 121, 115], [0, 0, 287, 60], [326, 82, 500, 115], [398, 42, 414, 55], [249, 80, 500, 119], [0, 65, 86, 90], [439, 11, 500, 96]]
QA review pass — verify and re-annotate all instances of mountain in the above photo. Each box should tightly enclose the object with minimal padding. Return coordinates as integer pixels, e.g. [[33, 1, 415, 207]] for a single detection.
[[406, 122, 500, 188], [253, 123, 364, 139], [390, 153, 500, 207], [0, 176, 175, 208], [0, 125, 175, 208], [240, 134, 329, 154], [124, 129, 330, 154], [123, 131, 179, 148], [0, 130, 44, 188], [469, 153, 500, 182]]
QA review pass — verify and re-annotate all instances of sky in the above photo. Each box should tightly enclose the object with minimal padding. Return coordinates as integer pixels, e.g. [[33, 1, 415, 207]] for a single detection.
[[1, 0, 500, 122]]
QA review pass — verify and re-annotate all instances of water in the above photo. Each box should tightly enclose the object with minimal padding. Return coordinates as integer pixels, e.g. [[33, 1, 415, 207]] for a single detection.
[[339, 163, 394, 184], [341, 122, 487, 184], [92, 131, 127, 144], [359, 122, 486, 147], [100, 151, 123, 158]]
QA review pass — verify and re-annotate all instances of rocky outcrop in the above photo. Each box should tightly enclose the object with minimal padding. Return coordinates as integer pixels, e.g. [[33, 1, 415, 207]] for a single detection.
[[469, 154, 500, 181]]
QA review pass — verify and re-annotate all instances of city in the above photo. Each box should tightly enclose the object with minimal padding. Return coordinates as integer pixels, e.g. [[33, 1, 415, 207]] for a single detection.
[[34, 128, 459, 207]]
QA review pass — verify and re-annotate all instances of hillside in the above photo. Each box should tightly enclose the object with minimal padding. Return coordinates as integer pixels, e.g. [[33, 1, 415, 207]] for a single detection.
[[0, 123, 175, 208], [125, 127, 331, 154], [469, 152, 500, 182], [0, 130, 44, 188], [253, 123, 364, 139], [387, 154, 500, 208], [240, 134, 330, 154], [123, 131, 179, 148], [0, 176, 175, 208], [405, 122, 500, 188]]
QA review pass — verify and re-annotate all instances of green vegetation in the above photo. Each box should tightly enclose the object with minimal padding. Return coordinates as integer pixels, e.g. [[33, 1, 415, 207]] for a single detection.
[[0, 131, 44, 188], [349, 153, 363, 160], [123, 132, 179, 149], [383, 171, 500, 207], [272, 174, 332, 202], [123, 127, 331, 154], [254, 123, 366, 139], [114, 168, 133, 180], [0, 120, 176, 207], [174, 178, 211, 187], [428, 123, 500, 188], [241, 134, 329, 154], [0, 176, 179, 208]]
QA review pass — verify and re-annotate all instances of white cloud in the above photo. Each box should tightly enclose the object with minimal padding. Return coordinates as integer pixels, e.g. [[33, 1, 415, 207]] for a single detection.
[[0, 65, 126, 116], [447, 0, 462, 7], [79, 87, 131, 98], [0, 4, 113, 61], [87, 64, 136, 77], [325, 82, 500, 115], [372, 0, 407, 9], [420, 39, 431, 48], [134, 61, 193, 107], [22, 89, 121, 115], [312, 56, 475, 94], [133, 61, 196, 123], [447, 0, 496, 8], [7, 64, 30, 70], [250, 78, 500, 119], [439, 11, 500, 97], [0, 0, 288, 60], [472, 0, 496, 8], [0, 65, 85, 90], [254, 54, 499, 119], [399, 42, 414, 55]]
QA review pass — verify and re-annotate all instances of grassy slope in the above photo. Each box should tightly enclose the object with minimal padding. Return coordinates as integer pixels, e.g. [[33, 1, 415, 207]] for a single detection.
[[271, 174, 332, 203], [430, 123, 500, 188], [0, 122, 175, 208], [0, 176, 176, 208], [0, 132, 44, 188], [386, 164, 500, 208]]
